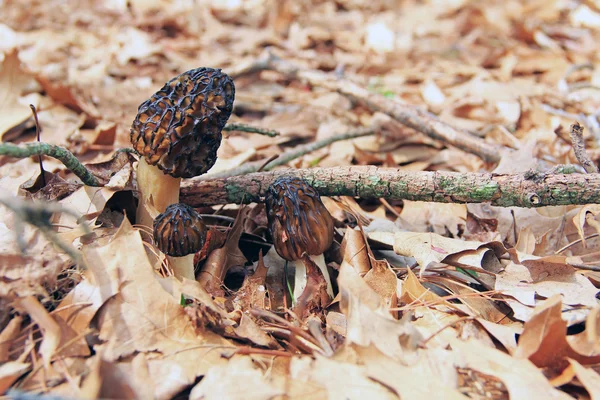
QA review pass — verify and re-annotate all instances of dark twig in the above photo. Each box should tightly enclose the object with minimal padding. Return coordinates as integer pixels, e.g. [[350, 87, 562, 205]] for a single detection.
[[29, 105, 46, 187], [223, 122, 280, 137], [0, 142, 100, 186], [203, 125, 376, 179], [181, 166, 600, 208], [569, 122, 598, 173]]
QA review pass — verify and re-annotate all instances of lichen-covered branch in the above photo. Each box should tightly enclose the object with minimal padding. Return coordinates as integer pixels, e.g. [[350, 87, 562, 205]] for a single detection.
[[180, 166, 600, 208], [204, 126, 376, 179], [229, 51, 502, 163], [0, 142, 100, 186]]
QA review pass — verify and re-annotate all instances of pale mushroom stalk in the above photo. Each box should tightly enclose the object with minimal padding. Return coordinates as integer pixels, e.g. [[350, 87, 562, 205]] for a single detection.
[[136, 157, 181, 228]]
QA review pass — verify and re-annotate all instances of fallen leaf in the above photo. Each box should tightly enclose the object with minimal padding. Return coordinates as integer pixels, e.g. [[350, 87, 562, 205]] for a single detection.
[[13, 296, 61, 369], [0, 50, 34, 140], [515, 295, 600, 368], [569, 358, 600, 400], [190, 356, 283, 400], [452, 337, 572, 399], [339, 263, 423, 362]]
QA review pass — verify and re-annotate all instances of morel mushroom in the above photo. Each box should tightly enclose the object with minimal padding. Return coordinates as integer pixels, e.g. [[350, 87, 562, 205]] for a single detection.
[[265, 176, 335, 299], [153, 203, 207, 281], [131, 67, 235, 227]]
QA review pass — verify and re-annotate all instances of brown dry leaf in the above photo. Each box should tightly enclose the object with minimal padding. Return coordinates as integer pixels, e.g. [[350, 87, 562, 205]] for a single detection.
[[338, 263, 423, 362], [515, 295, 600, 368], [189, 356, 283, 400], [52, 275, 112, 358], [289, 354, 397, 400], [573, 205, 600, 246], [363, 259, 397, 313], [0, 316, 22, 362], [54, 182, 126, 229], [369, 231, 499, 276], [475, 319, 522, 354], [356, 344, 466, 399], [569, 359, 600, 400], [339, 227, 371, 275], [84, 218, 235, 398], [0, 361, 30, 395], [568, 306, 600, 356], [0, 50, 34, 140], [399, 201, 467, 237], [401, 266, 453, 309], [495, 261, 598, 324], [13, 296, 61, 368], [198, 207, 248, 296], [452, 338, 572, 399]]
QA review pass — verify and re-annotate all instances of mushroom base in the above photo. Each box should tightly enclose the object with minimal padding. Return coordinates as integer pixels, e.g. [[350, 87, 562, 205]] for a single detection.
[[136, 157, 181, 228], [293, 253, 333, 300], [168, 254, 196, 281]]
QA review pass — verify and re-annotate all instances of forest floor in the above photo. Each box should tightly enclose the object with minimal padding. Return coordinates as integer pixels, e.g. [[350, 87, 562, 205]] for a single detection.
[[1, 0, 600, 399]]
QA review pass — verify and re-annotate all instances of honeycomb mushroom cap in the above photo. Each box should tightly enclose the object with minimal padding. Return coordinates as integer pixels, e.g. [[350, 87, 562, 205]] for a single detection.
[[265, 176, 334, 261], [130, 67, 235, 178], [153, 203, 207, 257]]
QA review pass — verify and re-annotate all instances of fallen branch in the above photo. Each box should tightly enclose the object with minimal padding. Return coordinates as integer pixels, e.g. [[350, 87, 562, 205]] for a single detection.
[[223, 122, 280, 137], [0, 142, 100, 186], [204, 125, 376, 179], [181, 166, 600, 208], [229, 51, 503, 163]]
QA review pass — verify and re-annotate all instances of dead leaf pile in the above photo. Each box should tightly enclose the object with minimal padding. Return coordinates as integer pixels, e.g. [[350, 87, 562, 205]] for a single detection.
[[2, 0, 600, 398]]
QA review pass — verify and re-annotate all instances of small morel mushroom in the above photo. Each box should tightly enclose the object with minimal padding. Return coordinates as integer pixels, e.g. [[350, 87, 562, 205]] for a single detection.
[[153, 203, 207, 281], [131, 67, 235, 227], [265, 176, 335, 299]]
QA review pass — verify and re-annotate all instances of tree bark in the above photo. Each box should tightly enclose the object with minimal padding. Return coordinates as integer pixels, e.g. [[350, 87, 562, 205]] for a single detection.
[[180, 166, 600, 208]]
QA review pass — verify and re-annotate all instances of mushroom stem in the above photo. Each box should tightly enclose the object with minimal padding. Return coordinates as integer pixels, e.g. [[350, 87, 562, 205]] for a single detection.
[[294, 253, 333, 300], [167, 254, 196, 281], [136, 157, 181, 228]]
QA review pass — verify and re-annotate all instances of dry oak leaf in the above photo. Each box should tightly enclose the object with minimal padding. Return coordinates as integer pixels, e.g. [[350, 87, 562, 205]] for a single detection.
[[515, 295, 600, 369], [189, 356, 283, 400], [289, 354, 397, 400], [495, 261, 598, 325], [568, 359, 600, 400], [355, 344, 467, 399], [368, 231, 503, 276], [338, 263, 423, 363], [452, 337, 571, 400], [85, 218, 235, 399], [0, 50, 33, 140]]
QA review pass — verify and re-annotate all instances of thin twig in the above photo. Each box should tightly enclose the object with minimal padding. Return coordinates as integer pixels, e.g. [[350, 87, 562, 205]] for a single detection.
[[230, 50, 502, 163], [569, 122, 598, 173], [567, 262, 600, 272], [202, 126, 376, 179], [556, 233, 600, 254], [223, 122, 280, 137], [0, 142, 99, 186]]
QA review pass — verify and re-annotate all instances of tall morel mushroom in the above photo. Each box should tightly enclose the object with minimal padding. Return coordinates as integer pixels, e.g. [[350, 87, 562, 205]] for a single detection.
[[131, 67, 235, 227], [265, 176, 335, 299], [153, 203, 207, 281]]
